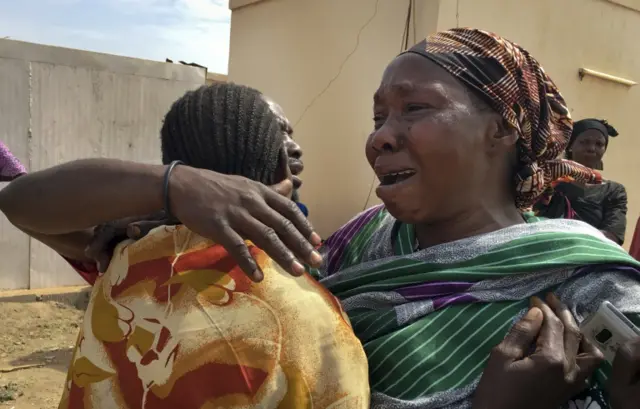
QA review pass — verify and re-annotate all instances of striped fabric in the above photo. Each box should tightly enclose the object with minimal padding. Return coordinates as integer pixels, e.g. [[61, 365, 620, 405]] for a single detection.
[[311, 206, 640, 408]]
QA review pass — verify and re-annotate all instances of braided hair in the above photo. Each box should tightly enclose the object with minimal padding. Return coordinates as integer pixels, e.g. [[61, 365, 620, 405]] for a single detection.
[[161, 83, 283, 185]]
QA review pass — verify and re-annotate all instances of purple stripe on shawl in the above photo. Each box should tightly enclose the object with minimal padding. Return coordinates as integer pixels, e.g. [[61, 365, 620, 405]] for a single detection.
[[432, 293, 478, 310], [395, 281, 474, 300], [0, 141, 26, 182], [323, 204, 385, 275], [573, 263, 640, 277]]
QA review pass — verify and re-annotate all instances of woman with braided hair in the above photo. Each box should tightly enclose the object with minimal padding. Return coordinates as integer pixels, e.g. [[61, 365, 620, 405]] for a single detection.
[[536, 118, 628, 244], [3, 29, 640, 409]]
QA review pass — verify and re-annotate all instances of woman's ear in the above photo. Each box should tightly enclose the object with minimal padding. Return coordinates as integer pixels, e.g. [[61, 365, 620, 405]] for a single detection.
[[486, 115, 518, 156]]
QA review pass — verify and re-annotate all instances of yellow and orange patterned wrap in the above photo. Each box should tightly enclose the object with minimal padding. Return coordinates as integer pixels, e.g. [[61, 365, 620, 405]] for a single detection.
[[59, 225, 369, 409]]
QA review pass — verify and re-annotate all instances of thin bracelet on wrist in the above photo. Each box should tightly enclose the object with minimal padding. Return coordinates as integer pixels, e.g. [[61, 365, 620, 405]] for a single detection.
[[163, 160, 184, 219]]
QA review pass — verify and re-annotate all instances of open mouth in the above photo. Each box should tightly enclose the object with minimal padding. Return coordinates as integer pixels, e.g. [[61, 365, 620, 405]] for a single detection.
[[378, 170, 417, 186]]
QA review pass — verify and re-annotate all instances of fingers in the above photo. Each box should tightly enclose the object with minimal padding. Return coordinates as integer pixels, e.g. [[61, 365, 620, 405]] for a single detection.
[[547, 293, 582, 370], [213, 223, 263, 282], [265, 185, 321, 249], [85, 223, 123, 273], [575, 337, 605, 382], [611, 337, 640, 386], [492, 307, 543, 362], [271, 179, 294, 198], [251, 203, 322, 269], [236, 215, 307, 278], [127, 219, 171, 239], [531, 296, 566, 359]]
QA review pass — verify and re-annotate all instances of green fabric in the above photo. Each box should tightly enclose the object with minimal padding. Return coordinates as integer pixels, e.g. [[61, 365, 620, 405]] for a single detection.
[[316, 209, 640, 402]]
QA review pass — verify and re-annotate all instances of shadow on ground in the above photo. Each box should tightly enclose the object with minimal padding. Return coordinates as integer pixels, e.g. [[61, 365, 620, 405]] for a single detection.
[[9, 347, 73, 373]]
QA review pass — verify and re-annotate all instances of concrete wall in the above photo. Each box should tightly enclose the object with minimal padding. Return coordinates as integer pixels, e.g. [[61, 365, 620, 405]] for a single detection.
[[228, 0, 640, 245], [0, 39, 205, 290]]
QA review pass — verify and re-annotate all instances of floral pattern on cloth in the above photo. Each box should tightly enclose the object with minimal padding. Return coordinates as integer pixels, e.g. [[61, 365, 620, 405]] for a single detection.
[[59, 225, 369, 409]]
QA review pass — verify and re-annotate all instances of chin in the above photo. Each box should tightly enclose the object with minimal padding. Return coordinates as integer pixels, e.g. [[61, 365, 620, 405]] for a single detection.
[[378, 194, 432, 225], [384, 203, 433, 225]]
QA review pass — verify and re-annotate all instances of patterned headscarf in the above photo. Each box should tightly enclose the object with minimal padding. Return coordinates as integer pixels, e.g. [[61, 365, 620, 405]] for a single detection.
[[404, 28, 601, 209], [0, 141, 26, 182]]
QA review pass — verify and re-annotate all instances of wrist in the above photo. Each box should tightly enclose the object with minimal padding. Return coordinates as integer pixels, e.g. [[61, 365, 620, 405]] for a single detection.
[[165, 163, 197, 222], [163, 161, 185, 220]]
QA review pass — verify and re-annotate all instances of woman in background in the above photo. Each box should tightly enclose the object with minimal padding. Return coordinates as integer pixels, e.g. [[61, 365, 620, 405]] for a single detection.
[[536, 118, 627, 244]]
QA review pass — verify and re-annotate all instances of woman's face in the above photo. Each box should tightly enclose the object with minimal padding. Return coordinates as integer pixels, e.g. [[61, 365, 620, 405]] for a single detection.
[[569, 130, 606, 169], [264, 97, 304, 191], [366, 53, 507, 224]]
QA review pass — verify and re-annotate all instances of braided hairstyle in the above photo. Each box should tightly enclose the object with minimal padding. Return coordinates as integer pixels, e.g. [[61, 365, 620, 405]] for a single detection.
[[161, 83, 283, 185]]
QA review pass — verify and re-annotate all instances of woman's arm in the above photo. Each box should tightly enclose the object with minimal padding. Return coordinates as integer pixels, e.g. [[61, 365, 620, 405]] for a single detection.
[[600, 182, 628, 244], [0, 159, 165, 234], [0, 159, 166, 265], [0, 158, 320, 280]]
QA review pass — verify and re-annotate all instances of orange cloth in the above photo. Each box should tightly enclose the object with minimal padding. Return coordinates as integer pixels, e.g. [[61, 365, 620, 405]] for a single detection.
[[59, 225, 369, 409]]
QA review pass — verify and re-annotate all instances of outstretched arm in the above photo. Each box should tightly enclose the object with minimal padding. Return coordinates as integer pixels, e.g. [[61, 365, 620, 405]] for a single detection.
[[0, 158, 321, 281]]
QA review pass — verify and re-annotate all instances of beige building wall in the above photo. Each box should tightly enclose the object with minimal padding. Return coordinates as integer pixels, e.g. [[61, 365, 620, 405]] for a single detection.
[[229, 0, 440, 238], [0, 39, 205, 290], [229, 0, 639, 245], [439, 0, 640, 246]]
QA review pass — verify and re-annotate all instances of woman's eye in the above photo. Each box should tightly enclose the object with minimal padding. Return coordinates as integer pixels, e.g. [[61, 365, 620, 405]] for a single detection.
[[405, 104, 429, 113], [373, 115, 386, 130]]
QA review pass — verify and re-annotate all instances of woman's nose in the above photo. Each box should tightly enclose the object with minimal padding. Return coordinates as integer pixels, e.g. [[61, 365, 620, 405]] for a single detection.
[[284, 136, 303, 159], [369, 123, 399, 153]]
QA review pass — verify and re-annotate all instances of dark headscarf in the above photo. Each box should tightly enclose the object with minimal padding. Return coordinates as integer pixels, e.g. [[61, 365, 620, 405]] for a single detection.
[[569, 118, 619, 149], [404, 28, 601, 209]]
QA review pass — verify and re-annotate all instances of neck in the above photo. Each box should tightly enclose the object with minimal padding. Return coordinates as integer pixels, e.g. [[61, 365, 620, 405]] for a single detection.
[[414, 202, 524, 250]]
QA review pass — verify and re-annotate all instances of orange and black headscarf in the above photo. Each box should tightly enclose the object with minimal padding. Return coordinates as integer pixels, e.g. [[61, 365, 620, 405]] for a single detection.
[[404, 28, 601, 209]]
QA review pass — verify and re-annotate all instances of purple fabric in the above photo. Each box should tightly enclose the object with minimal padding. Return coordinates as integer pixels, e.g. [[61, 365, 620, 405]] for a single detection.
[[323, 204, 384, 275], [432, 293, 478, 310], [0, 141, 26, 182], [574, 263, 640, 277], [395, 281, 474, 300]]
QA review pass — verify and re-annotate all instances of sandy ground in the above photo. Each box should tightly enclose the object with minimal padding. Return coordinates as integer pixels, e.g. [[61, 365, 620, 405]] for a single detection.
[[0, 302, 83, 409]]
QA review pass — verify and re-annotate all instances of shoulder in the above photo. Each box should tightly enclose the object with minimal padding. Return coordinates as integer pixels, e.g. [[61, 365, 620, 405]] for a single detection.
[[325, 205, 388, 242], [606, 180, 627, 193], [320, 204, 392, 276]]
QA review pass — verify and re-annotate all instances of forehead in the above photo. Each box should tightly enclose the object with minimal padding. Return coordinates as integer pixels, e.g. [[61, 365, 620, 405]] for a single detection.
[[375, 53, 469, 101], [575, 129, 606, 142], [264, 97, 289, 123]]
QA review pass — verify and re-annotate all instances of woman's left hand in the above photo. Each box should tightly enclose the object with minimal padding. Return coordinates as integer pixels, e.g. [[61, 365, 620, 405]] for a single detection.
[[85, 212, 177, 272], [609, 337, 640, 409], [472, 294, 604, 409]]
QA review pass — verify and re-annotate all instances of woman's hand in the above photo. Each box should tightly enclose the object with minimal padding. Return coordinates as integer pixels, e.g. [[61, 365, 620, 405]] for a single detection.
[[85, 212, 177, 273], [164, 166, 322, 281], [609, 337, 640, 409], [85, 166, 323, 281], [472, 294, 604, 409]]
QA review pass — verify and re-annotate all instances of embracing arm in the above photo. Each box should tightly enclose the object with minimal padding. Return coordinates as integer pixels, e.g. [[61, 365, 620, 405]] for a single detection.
[[0, 158, 320, 280], [0, 159, 167, 262]]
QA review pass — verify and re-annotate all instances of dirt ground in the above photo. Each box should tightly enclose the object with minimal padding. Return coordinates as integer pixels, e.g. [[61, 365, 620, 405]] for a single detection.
[[0, 302, 83, 409]]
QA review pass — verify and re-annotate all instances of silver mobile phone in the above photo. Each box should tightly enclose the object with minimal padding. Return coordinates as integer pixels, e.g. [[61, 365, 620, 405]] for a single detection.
[[580, 301, 640, 363]]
